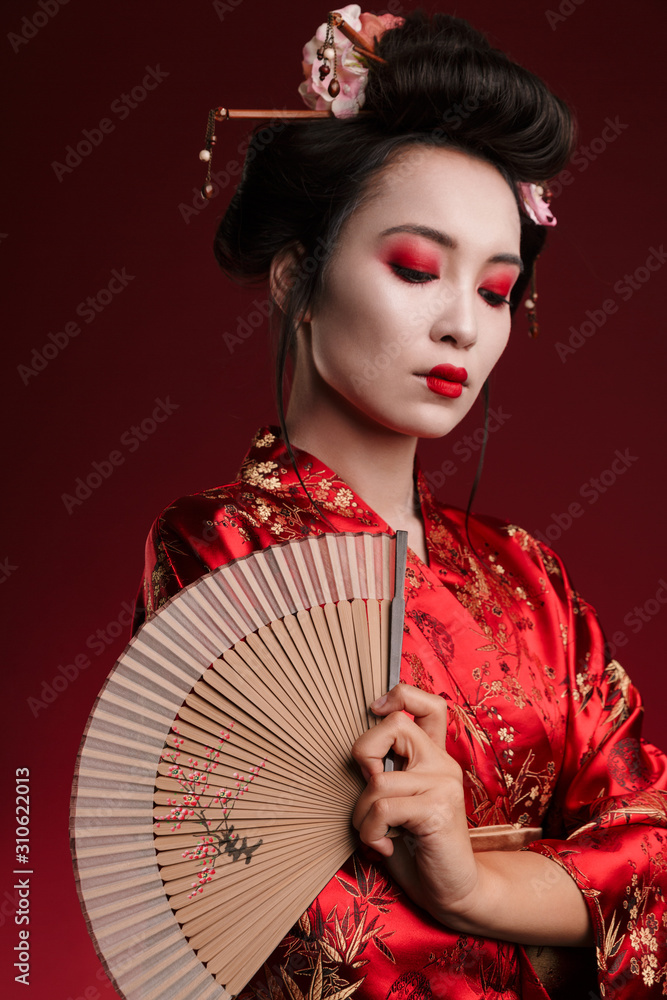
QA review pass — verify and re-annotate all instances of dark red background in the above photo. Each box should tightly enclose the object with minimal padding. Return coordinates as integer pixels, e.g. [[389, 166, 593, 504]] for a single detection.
[[2, 1, 665, 997]]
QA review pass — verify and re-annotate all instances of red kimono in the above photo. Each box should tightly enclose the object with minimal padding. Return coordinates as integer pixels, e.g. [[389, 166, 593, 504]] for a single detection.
[[134, 426, 667, 999]]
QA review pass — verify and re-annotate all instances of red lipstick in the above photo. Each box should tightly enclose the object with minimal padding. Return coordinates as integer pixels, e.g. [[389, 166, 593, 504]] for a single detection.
[[424, 364, 468, 399]]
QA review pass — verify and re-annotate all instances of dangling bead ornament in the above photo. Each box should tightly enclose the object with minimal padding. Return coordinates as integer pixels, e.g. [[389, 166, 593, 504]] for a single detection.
[[525, 255, 540, 338], [316, 13, 340, 98], [199, 107, 222, 200], [517, 182, 556, 338]]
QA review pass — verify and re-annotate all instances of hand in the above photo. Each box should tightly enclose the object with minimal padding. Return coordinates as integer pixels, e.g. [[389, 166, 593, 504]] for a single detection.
[[351, 683, 481, 924]]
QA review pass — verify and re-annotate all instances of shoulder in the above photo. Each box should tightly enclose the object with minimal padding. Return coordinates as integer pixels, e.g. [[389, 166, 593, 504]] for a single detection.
[[428, 497, 561, 570], [144, 460, 334, 574], [427, 497, 580, 608], [136, 475, 268, 626], [145, 475, 265, 570]]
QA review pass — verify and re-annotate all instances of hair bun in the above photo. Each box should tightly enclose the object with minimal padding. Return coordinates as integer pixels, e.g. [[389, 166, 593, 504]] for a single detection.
[[365, 10, 574, 179]]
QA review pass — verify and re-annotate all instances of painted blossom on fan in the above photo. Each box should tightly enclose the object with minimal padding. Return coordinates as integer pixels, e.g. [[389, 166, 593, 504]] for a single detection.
[[156, 724, 266, 898], [298, 4, 404, 117], [519, 182, 557, 226]]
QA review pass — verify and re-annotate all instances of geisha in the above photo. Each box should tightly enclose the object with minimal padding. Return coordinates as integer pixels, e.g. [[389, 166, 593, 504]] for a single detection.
[[133, 8, 667, 998]]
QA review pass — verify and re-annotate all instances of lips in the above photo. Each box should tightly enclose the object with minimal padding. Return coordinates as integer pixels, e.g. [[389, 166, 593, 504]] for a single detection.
[[423, 364, 468, 399]]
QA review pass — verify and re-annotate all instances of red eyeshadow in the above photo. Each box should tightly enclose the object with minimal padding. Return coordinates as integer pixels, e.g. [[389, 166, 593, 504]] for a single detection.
[[383, 239, 440, 274], [482, 272, 515, 298]]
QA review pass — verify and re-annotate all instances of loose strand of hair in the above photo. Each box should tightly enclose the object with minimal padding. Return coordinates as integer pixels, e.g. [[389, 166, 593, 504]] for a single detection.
[[463, 380, 522, 602], [463, 379, 494, 579], [274, 305, 338, 534]]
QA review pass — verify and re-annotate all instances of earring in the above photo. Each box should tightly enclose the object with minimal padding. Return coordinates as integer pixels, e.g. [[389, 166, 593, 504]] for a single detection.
[[316, 13, 340, 98], [199, 108, 218, 200], [525, 255, 540, 338]]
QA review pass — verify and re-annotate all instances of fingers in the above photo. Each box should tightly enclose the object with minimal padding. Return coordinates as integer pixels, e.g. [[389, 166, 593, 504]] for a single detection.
[[351, 684, 449, 776], [371, 683, 448, 747], [352, 768, 466, 857], [351, 769, 426, 833]]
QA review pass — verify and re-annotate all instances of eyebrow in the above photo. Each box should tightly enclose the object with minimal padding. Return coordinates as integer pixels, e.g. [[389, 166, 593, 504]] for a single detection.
[[379, 224, 524, 273]]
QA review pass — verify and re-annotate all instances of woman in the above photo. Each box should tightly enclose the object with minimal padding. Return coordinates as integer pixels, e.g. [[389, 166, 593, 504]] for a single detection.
[[133, 8, 667, 998]]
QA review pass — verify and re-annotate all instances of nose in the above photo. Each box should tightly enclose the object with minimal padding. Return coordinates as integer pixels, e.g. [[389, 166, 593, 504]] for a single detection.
[[428, 280, 478, 349]]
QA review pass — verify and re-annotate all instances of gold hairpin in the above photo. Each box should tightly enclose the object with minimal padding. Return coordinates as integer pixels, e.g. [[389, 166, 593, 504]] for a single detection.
[[199, 11, 388, 198], [329, 10, 387, 65], [213, 108, 331, 121]]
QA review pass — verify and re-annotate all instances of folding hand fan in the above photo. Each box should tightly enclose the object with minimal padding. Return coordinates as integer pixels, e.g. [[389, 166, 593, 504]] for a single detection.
[[70, 529, 540, 1000]]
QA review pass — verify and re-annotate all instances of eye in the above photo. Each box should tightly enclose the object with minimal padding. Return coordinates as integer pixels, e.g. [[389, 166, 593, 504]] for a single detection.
[[478, 287, 511, 308], [390, 263, 438, 285]]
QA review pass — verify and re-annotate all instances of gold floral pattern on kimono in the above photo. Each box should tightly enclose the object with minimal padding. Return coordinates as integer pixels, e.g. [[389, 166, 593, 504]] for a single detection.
[[133, 425, 667, 1000]]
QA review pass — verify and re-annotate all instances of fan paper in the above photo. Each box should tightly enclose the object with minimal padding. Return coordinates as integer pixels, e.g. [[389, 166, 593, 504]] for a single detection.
[[71, 530, 409, 998]]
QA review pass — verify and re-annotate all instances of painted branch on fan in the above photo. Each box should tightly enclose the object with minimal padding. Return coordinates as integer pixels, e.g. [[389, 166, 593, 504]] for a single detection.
[[156, 723, 266, 899]]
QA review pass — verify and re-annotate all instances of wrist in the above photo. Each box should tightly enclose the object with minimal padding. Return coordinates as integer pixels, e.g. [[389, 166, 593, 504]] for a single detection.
[[426, 857, 492, 933], [428, 851, 594, 947]]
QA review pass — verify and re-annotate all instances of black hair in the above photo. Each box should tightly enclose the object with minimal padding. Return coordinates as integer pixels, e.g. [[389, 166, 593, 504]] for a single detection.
[[213, 10, 574, 529]]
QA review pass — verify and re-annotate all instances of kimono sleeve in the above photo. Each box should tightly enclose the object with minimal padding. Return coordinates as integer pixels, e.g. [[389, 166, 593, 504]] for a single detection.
[[524, 540, 667, 997], [131, 506, 213, 634]]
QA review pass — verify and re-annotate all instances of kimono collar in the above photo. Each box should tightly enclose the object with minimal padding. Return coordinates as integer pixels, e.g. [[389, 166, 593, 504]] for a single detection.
[[237, 425, 444, 561]]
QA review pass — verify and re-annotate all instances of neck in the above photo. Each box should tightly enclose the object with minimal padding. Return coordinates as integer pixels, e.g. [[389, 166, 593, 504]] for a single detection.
[[285, 369, 421, 532]]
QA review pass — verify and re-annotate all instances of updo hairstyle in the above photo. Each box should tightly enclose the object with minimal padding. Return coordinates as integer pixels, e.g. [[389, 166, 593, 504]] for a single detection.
[[213, 9, 575, 509]]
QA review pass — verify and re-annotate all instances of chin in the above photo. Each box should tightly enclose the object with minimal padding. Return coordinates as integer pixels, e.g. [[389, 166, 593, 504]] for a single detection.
[[399, 398, 479, 440], [370, 410, 471, 441]]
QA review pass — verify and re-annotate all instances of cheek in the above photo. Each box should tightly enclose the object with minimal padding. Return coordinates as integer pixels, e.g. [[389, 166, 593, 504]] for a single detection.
[[314, 270, 402, 356], [492, 327, 512, 369], [478, 320, 511, 378]]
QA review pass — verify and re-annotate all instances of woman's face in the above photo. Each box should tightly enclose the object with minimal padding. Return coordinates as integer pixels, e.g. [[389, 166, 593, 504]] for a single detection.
[[296, 145, 523, 441]]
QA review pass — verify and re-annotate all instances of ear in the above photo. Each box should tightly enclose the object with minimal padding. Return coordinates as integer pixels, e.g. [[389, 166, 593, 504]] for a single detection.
[[269, 244, 312, 322]]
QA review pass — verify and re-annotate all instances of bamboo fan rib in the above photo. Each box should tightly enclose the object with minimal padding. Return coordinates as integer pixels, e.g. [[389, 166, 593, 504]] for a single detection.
[[71, 530, 408, 1000]]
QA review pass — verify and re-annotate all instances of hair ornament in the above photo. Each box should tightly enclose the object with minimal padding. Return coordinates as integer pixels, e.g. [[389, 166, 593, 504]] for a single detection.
[[516, 184, 555, 337], [299, 6, 403, 118], [524, 258, 541, 339], [198, 7, 400, 198], [519, 182, 556, 227], [202, 9, 560, 339]]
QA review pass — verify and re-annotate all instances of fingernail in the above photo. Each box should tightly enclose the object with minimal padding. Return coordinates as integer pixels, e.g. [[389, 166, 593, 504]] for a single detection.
[[371, 694, 388, 711]]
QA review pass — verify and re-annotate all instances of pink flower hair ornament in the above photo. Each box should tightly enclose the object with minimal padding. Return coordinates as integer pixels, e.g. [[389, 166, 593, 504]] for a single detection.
[[299, 5, 404, 118], [519, 181, 557, 227]]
